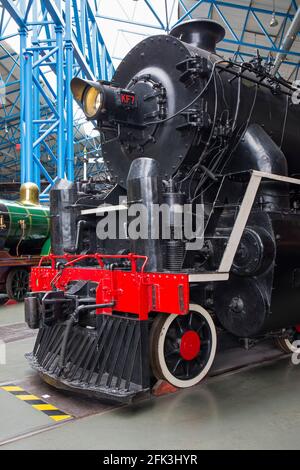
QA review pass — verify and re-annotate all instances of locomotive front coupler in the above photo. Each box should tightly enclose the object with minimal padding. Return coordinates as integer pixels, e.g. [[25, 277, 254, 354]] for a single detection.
[[25, 281, 113, 330], [25, 290, 74, 330]]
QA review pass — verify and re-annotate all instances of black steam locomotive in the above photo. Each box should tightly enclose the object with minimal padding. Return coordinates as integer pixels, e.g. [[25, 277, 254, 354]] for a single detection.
[[25, 19, 300, 402]]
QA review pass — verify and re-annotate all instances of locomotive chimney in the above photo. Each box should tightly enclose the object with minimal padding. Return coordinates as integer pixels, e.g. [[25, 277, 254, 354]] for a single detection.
[[170, 19, 225, 53]]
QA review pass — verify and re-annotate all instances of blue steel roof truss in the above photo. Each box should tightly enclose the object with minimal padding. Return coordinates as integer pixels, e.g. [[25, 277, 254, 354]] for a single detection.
[[0, 0, 114, 201]]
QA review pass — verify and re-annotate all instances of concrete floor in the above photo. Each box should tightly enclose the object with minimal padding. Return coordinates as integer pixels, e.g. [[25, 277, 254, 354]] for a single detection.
[[1, 303, 300, 450]]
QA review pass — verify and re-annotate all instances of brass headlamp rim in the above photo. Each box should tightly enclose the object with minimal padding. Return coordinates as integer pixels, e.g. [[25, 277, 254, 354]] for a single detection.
[[70, 77, 105, 119]]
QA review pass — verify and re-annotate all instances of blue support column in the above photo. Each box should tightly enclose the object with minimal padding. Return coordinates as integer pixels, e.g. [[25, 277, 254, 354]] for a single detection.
[[24, 51, 34, 183], [19, 27, 27, 184], [32, 7, 41, 187]]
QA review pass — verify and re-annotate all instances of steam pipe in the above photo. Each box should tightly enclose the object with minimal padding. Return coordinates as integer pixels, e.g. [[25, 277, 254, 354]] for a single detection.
[[272, 7, 300, 75]]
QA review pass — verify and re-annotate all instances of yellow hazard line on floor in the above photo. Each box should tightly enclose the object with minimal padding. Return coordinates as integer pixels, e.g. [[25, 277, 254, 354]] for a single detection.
[[1, 384, 73, 422]]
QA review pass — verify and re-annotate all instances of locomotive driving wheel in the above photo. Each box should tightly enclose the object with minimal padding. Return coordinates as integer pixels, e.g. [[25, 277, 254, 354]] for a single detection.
[[150, 304, 217, 388], [6, 268, 29, 302], [275, 327, 300, 353]]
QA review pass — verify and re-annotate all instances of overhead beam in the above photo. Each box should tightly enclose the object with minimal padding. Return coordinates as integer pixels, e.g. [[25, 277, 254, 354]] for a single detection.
[[42, 0, 114, 80], [176, 0, 296, 29], [42, 0, 95, 79], [0, 0, 26, 28], [41, 0, 64, 26], [96, 14, 164, 31]]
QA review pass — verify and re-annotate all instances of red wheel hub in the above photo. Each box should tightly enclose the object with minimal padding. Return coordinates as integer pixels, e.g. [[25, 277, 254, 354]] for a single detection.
[[179, 330, 201, 361]]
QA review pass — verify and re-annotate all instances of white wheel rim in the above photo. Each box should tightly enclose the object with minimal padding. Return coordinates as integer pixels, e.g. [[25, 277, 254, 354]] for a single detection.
[[156, 304, 217, 388], [279, 329, 300, 352], [282, 337, 300, 353]]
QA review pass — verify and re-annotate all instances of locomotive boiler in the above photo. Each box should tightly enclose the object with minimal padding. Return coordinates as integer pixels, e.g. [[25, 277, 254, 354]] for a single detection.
[[25, 19, 300, 402]]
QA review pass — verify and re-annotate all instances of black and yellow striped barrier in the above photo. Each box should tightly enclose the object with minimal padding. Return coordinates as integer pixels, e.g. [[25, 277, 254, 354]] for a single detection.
[[0, 385, 72, 422]]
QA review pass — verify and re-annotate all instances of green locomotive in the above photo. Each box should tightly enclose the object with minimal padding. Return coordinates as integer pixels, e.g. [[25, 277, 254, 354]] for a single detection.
[[0, 182, 50, 302]]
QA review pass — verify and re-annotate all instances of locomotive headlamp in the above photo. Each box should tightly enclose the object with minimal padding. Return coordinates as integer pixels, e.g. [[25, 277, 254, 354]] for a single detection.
[[71, 77, 105, 119], [71, 77, 136, 122], [83, 86, 104, 118]]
